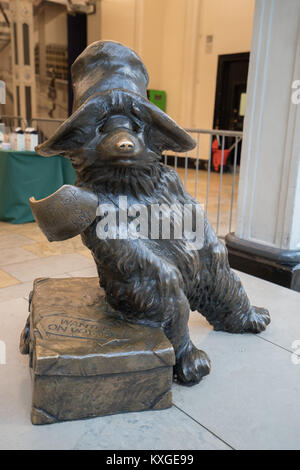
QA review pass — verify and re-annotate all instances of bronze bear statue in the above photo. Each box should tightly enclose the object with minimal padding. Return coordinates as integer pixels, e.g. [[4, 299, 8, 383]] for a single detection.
[[31, 41, 270, 385]]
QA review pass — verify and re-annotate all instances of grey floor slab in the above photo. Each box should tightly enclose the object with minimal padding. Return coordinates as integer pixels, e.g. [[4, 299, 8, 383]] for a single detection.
[[236, 271, 300, 353], [0, 270, 299, 449], [73, 407, 230, 450], [2, 254, 94, 282], [173, 309, 300, 450], [0, 297, 228, 450], [0, 297, 88, 450]]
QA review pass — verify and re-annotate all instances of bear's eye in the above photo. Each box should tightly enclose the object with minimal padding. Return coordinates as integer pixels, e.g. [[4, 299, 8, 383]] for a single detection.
[[96, 118, 107, 134], [131, 117, 143, 133]]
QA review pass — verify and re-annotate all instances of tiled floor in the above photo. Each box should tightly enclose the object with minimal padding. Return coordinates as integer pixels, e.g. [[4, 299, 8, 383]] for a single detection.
[[0, 258, 300, 449], [177, 166, 239, 237], [0, 223, 94, 289], [1, 168, 300, 449], [0, 168, 237, 289]]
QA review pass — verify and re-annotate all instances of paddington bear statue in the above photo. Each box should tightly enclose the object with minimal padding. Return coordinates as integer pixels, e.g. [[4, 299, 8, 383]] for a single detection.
[[31, 41, 270, 386]]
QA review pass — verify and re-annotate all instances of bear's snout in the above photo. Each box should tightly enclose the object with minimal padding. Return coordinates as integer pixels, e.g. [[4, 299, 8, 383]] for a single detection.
[[96, 129, 144, 163], [115, 136, 135, 153]]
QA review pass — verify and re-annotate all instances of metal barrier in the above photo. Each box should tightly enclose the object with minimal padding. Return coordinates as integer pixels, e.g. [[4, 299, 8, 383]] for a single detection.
[[0, 115, 242, 238], [31, 117, 64, 144], [0, 115, 24, 129], [0, 116, 64, 142], [163, 129, 243, 238]]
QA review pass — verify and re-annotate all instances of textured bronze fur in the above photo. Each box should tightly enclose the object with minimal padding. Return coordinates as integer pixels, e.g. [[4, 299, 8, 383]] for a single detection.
[[34, 41, 270, 385]]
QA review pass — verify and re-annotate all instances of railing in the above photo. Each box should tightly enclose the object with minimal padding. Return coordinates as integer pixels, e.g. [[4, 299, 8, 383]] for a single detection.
[[0, 116, 64, 142], [0, 115, 23, 129], [163, 129, 243, 238], [31, 117, 64, 144], [0, 116, 242, 238]]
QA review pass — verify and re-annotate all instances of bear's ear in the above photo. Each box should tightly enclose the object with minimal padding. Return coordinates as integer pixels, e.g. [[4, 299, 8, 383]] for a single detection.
[[148, 126, 195, 154], [35, 94, 110, 157], [130, 94, 196, 154], [36, 125, 91, 157]]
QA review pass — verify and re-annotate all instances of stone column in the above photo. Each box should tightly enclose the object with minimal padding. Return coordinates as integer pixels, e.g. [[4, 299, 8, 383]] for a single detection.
[[9, 0, 37, 125], [87, 0, 101, 45], [225, 0, 300, 291]]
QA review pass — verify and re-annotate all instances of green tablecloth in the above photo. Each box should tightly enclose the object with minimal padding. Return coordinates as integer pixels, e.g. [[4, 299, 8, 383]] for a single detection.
[[0, 150, 76, 224]]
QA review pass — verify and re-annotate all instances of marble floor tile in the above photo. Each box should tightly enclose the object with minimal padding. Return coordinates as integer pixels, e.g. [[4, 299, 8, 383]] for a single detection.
[[68, 265, 98, 277], [4, 222, 47, 242], [18, 230, 48, 243], [177, 167, 238, 206], [2, 254, 95, 282], [76, 248, 94, 259], [0, 281, 33, 303], [22, 237, 85, 258], [0, 247, 39, 267], [0, 269, 20, 288], [0, 222, 21, 234], [0, 233, 36, 250]]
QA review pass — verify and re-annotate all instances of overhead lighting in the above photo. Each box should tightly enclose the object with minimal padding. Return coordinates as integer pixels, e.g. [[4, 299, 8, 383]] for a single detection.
[[34, 1, 95, 15], [67, 1, 95, 15]]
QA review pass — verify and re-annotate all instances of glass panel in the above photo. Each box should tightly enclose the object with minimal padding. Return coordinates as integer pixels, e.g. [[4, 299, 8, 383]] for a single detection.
[[16, 85, 20, 116], [23, 23, 30, 66], [25, 86, 32, 122], [13, 22, 18, 65], [239, 92, 247, 116]]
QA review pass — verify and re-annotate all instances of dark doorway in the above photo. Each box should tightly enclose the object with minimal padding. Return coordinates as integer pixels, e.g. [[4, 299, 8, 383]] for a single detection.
[[67, 13, 87, 116], [213, 52, 249, 168], [213, 52, 249, 131]]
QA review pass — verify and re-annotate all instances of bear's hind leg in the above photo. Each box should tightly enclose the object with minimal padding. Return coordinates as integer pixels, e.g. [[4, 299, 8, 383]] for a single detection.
[[163, 288, 211, 385], [102, 255, 211, 386], [194, 240, 270, 334]]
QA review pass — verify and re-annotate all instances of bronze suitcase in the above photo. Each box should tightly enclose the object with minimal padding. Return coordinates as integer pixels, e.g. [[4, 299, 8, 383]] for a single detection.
[[20, 277, 175, 425]]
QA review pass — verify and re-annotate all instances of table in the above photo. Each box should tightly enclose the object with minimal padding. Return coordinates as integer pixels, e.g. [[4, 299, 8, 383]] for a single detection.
[[0, 150, 76, 224]]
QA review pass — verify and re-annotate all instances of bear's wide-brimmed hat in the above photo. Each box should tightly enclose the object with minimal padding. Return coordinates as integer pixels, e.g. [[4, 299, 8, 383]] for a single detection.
[[36, 41, 196, 156]]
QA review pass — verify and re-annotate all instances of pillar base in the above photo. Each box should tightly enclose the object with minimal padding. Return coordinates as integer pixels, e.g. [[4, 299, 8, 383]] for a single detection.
[[225, 233, 300, 292]]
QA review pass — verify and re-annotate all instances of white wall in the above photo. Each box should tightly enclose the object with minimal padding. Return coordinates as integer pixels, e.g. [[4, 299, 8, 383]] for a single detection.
[[1, 0, 255, 130], [34, 3, 67, 47], [89, 0, 198, 127], [193, 0, 255, 157], [33, 3, 68, 119], [43, 3, 68, 46], [89, 0, 166, 89], [98, 0, 136, 48], [89, 0, 254, 142], [193, 0, 255, 129]]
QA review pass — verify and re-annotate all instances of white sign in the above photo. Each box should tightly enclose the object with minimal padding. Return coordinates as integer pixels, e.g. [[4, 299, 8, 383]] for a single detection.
[[0, 340, 6, 365], [0, 81, 5, 104]]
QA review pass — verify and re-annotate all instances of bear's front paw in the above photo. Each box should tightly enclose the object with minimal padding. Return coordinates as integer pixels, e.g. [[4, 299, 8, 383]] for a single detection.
[[218, 305, 271, 333], [174, 342, 211, 386], [243, 306, 270, 333]]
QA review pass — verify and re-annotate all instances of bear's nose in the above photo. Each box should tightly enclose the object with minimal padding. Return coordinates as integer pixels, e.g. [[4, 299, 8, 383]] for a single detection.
[[116, 138, 135, 152]]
